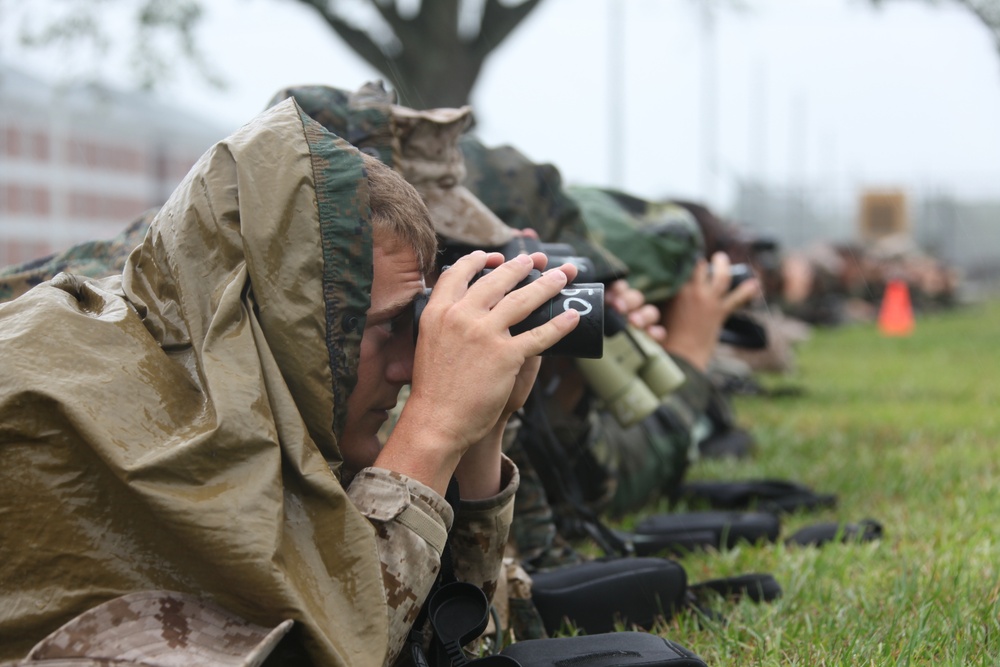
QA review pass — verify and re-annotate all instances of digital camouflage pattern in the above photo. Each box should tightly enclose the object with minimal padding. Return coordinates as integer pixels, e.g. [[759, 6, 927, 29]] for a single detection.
[[449, 457, 520, 605], [378, 397, 542, 640], [505, 432, 586, 573], [392, 105, 513, 246], [567, 186, 704, 304], [458, 137, 628, 284], [268, 82, 398, 169], [269, 84, 514, 250], [592, 354, 715, 516], [2, 590, 293, 667], [0, 209, 155, 304]]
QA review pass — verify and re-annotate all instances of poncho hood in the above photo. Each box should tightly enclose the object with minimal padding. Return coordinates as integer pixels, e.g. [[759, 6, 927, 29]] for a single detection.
[[0, 98, 390, 666]]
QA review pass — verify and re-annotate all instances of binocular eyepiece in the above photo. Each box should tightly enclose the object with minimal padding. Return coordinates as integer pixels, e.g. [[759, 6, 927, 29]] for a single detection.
[[412, 268, 605, 358]]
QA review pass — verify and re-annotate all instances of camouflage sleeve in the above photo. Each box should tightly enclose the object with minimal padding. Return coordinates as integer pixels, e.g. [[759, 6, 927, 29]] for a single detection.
[[346, 468, 455, 666], [593, 354, 715, 516], [661, 353, 714, 432], [450, 454, 519, 605]]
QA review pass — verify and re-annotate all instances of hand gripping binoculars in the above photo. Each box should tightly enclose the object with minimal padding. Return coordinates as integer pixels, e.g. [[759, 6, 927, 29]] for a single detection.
[[412, 266, 606, 358]]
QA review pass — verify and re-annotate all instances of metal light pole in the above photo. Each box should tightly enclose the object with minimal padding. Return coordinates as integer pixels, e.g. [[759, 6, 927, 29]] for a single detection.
[[608, 0, 625, 188]]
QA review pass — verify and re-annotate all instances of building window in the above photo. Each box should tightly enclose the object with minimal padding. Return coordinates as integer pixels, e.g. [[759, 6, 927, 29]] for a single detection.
[[31, 187, 51, 216], [3, 185, 52, 217], [30, 131, 50, 162], [4, 126, 22, 158]]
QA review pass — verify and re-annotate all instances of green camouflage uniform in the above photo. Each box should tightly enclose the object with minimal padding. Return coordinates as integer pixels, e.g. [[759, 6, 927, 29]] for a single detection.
[[551, 187, 714, 517], [459, 138, 629, 284], [0, 210, 155, 304]]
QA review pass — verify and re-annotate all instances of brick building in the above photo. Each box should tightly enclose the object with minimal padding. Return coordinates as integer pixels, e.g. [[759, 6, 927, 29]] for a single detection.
[[0, 64, 229, 266]]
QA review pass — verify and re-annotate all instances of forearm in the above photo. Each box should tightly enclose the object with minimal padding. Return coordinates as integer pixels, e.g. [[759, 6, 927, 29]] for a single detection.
[[453, 420, 506, 500]]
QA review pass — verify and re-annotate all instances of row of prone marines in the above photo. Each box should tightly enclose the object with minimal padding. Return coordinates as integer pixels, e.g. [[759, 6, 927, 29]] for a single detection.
[[0, 80, 870, 667]]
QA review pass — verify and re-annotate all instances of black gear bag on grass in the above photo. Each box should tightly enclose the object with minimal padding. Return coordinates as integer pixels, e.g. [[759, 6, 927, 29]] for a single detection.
[[501, 632, 708, 667]]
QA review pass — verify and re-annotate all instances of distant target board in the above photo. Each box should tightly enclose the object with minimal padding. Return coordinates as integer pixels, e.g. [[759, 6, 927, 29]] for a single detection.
[[858, 189, 909, 241]]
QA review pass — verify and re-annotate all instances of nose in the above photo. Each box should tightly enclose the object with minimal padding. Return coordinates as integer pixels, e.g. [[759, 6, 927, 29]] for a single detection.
[[385, 329, 415, 386]]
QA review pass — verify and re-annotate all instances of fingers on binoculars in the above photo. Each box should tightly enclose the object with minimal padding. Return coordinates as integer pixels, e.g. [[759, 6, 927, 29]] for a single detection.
[[551, 259, 579, 284], [709, 252, 733, 291], [514, 296, 580, 356], [463, 254, 538, 310], [499, 263, 567, 311], [430, 251, 493, 301], [725, 277, 760, 311]]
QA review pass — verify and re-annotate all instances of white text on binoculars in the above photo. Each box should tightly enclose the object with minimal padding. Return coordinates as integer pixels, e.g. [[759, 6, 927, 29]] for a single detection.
[[560, 288, 597, 316]]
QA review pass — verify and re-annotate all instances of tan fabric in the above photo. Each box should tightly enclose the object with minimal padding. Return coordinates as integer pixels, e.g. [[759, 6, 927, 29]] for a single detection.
[[4, 590, 293, 667], [391, 105, 514, 246], [347, 468, 453, 663], [349, 459, 517, 662], [0, 99, 419, 667]]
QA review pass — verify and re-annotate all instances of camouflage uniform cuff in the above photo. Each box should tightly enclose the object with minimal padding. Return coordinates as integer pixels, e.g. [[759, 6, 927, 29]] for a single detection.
[[456, 455, 519, 515], [348, 467, 454, 552], [450, 455, 519, 604]]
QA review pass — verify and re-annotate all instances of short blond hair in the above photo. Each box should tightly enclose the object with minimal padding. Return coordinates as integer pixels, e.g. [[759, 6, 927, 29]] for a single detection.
[[362, 152, 437, 275]]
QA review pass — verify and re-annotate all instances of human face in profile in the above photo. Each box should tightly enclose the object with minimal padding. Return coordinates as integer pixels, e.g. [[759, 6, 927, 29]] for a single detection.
[[339, 239, 425, 474]]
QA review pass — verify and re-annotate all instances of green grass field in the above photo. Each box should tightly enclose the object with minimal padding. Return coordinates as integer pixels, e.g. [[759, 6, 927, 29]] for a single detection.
[[642, 299, 1000, 666]]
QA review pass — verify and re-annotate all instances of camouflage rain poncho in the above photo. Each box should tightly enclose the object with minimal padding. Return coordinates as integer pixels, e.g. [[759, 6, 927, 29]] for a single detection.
[[0, 99, 440, 666]]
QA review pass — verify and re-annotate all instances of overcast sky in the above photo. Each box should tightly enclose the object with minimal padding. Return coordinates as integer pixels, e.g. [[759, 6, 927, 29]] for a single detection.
[[6, 0, 1000, 211]]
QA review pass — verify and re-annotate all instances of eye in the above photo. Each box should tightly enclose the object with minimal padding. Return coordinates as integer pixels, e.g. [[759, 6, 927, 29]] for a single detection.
[[377, 310, 413, 336]]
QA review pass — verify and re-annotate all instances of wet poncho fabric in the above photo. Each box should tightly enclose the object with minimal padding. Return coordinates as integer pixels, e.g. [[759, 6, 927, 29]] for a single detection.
[[0, 99, 392, 666]]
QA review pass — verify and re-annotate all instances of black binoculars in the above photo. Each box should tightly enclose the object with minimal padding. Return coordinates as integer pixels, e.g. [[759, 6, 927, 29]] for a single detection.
[[412, 267, 605, 358], [708, 262, 754, 291]]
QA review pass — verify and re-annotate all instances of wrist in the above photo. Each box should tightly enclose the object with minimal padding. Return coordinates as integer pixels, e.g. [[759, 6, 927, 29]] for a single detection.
[[375, 409, 465, 497], [453, 425, 505, 500]]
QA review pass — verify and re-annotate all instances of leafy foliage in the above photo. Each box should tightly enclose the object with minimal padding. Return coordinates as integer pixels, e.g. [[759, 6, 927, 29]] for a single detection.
[[10, 0, 224, 90]]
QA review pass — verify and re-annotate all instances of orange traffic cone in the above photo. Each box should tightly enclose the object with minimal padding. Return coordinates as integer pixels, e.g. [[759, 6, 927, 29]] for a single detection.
[[878, 279, 915, 336]]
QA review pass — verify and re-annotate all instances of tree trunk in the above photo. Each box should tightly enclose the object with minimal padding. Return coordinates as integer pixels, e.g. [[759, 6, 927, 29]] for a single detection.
[[297, 0, 544, 109]]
